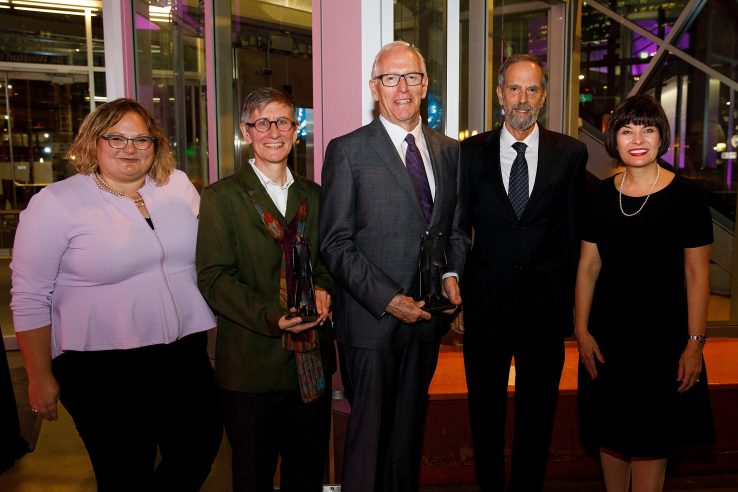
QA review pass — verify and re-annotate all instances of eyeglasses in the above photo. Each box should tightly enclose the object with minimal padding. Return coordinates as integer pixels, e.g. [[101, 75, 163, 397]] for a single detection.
[[243, 117, 295, 133], [101, 134, 156, 150], [373, 72, 425, 87]]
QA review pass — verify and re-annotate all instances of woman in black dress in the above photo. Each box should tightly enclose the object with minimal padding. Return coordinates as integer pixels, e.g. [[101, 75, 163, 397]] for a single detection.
[[575, 95, 715, 491]]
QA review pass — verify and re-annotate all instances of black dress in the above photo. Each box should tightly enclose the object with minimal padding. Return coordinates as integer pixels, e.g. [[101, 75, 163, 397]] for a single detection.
[[578, 171, 716, 457]]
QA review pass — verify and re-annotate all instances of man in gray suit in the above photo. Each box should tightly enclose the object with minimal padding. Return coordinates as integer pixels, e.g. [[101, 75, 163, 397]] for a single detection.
[[320, 41, 468, 491]]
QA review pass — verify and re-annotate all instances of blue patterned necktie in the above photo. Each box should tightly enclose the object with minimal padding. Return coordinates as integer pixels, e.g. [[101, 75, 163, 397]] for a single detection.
[[509, 141, 528, 218], [405, 133, 433, 222]]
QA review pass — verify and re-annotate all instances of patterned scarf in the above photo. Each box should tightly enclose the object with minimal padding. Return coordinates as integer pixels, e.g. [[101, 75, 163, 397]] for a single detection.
[[249, 194, 325, 403]]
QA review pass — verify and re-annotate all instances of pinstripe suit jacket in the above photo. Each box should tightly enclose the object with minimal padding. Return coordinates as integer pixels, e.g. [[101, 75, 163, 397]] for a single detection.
[[459, 124, 588, 336]]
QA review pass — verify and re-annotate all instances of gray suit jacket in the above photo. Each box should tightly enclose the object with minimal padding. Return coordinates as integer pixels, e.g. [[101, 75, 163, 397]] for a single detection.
[[320, 118, 468, 349]]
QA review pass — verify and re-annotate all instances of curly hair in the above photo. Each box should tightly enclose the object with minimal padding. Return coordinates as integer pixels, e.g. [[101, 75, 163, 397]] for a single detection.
[[66, 98, 174, 186]]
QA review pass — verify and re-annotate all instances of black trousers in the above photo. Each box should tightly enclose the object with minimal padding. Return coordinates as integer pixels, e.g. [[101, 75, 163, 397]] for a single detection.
[[52, 331, 223, 492], [338, 332, 440, 492], [0, 334, 27, 471], [464, 326, 565, 492], [220, 385, 332, 492]]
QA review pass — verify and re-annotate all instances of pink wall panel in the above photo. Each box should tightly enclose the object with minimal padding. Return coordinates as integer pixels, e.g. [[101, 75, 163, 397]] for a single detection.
[[312, 0, 365, 184]]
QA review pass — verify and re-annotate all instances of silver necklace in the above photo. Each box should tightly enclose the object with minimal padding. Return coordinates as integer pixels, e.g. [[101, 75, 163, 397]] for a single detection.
[[618, 164, 660, 217], [93, 172, 145, 208]]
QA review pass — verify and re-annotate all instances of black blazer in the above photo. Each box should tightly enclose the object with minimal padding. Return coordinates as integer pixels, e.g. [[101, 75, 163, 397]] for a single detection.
[[460, 125, 588, 336], [320, 118, 468, 349]]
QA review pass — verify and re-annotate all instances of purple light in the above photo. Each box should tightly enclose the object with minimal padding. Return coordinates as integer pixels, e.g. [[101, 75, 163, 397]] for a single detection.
[[631, 22, 690, 76], [135, 14, 161, 31]]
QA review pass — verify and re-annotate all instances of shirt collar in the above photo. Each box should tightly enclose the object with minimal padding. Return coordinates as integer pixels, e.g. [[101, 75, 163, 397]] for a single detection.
[[248, 158, 294, 191], [500, 122, 539, 151], [379, 114, 423, 147]]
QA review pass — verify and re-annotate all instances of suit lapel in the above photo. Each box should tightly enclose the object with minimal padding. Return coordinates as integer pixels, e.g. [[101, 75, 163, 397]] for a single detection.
[[528, 126, 553, 207], [285, 176, 307, 223], [367, 118, 427, 223], [236, 163, 287, 225], [480, 127, 516, 217], [422, 125, 443, 225]]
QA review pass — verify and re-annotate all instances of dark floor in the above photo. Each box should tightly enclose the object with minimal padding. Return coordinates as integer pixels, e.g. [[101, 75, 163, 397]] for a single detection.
[[419, 473, 738, 491], [4, 344, 738, 491]]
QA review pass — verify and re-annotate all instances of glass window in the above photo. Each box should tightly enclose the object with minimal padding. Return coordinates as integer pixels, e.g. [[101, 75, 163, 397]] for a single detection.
[[603, 0, 691, 30], [0, 74, 89, 211], [579, 2, 676, 134], [231, 0, 313, 179], [394, 0, 447, 132], [491, 3, 548, 129], [93, 13, 105, 67], [134, 0, 208, 190], [672, 0, 738, 88], [94, 70, 106, 99], [0, 2, 102, 67]]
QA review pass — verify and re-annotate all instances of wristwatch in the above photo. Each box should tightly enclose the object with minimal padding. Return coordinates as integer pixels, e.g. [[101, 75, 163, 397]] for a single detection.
[[688, 334, 707, 344]]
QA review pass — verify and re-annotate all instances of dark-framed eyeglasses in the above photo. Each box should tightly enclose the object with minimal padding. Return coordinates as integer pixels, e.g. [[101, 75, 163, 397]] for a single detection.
[[373, 72, 425, 87], [243, 117, 295, 133], [101, 134, 156, 150]]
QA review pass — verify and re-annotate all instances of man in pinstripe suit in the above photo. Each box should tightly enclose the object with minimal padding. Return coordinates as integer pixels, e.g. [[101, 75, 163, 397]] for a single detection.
[[459, 54, 588, 491]]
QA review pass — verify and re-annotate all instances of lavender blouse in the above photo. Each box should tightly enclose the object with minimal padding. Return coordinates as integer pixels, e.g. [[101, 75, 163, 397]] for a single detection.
[[10, 170, 215, 358]]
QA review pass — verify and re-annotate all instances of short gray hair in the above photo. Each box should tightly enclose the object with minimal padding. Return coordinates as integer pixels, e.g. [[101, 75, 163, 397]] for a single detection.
[[371, 40, 427, 79], [498, 54, 548, 93], [240, 87, 296, 124]]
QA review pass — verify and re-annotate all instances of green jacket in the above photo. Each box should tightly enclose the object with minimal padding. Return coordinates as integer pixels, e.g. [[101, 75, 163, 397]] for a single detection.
[[196, 163, 335, 393]]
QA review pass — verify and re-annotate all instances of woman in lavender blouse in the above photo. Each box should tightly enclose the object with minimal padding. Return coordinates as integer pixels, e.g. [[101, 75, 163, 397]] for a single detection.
[[10, 99, 222, 491]]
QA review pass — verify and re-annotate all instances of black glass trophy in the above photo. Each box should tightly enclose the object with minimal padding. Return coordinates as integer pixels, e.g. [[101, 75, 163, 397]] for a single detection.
[[289, 237, 319, 323], [419, 231, 453, 314]]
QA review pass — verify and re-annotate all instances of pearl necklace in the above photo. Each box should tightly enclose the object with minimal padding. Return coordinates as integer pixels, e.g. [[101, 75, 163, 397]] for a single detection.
[[92, 172, 145, 208], [618, 164, 660, 217]]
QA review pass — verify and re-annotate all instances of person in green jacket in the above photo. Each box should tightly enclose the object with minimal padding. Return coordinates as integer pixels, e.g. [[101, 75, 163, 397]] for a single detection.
[[196, 87, 335, 492]]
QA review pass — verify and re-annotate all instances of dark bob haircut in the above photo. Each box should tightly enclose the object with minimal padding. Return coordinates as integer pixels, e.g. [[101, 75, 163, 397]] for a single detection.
[[604, 94, 671, 161]]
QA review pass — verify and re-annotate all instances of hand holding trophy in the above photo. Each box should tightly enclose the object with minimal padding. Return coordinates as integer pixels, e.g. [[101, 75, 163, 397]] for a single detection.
[[419, 231, 454, 314]]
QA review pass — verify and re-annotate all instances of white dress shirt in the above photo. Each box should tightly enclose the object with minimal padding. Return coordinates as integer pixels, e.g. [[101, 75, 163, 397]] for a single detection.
[[500, 123, 540, 196], [379, 115, 436, 199], [249, 159, 294, 217]]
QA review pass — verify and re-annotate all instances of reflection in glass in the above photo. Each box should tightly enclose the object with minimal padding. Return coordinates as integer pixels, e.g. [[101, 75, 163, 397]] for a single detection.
[[232, 0, 313, 179], [0, 75, 88, 213], [579, 2, 692, 134], [674, 0, 738, 85], [394, 0, 446, 132], [134, 0, 208, 190], [491, 4, 548, 129], [0, 3, 102, 67], [600, 0, 690, 29], [580, 3, 636, 133]]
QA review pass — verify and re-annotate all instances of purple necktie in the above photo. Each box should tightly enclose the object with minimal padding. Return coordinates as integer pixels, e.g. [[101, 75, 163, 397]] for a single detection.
[[509, 141, 528, 218], [405, 133, 433, 222]]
